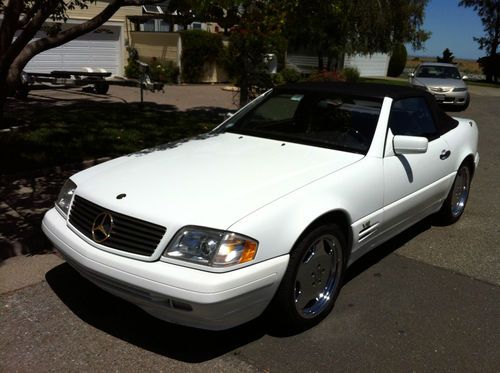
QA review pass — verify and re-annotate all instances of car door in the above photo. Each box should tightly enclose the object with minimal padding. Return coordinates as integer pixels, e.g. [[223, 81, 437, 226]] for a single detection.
[[382, 97, 452, 235]]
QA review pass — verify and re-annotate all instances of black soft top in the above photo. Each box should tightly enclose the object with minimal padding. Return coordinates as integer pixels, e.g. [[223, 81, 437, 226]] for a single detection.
[[276, 81, 458, 135]]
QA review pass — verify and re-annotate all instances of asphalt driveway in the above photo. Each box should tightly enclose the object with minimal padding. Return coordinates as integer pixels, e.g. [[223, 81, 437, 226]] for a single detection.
[[1, 87, 499, 372]]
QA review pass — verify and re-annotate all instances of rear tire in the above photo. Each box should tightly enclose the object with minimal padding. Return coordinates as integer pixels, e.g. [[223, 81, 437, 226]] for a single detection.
[[436, 161, 472, 225], [269, 223, 346, 331]]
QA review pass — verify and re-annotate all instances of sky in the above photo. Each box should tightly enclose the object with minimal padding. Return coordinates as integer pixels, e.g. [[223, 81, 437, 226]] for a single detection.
[[406, 0, 485, 60]]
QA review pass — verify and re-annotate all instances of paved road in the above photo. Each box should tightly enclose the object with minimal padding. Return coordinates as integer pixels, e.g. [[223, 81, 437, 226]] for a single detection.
[[1, 89, 499, 372]]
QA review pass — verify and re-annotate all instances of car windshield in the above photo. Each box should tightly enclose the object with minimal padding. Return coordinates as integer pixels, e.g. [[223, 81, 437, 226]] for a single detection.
[[218, 91, 382, 154], [416, 65, 461, 79]]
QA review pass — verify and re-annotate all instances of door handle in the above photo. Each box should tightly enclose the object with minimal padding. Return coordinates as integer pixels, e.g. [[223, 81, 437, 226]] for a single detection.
[[440, 150, 451, 160]]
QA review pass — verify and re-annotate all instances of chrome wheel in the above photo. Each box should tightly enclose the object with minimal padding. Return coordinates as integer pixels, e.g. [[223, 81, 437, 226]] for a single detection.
[[450, 166, 470, 217], [294, 234, 343, 318]]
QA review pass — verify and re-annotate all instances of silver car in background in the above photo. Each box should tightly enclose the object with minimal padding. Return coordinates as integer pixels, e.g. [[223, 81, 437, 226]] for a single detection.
[[409, 62, 470, 110]]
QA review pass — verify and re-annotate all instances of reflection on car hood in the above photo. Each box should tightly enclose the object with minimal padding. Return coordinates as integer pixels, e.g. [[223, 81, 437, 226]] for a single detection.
[[413, 77, 467, 89], [72, 133, 363, 229]]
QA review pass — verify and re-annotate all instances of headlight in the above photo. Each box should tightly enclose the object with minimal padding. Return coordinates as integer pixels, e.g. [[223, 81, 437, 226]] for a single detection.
[[453, 87, 467, 92], [164, 226, 258, 267], [55, 179, 77, 216]]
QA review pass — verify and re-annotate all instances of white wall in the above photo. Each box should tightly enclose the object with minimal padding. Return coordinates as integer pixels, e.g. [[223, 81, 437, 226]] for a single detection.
[[343, 53, 390, 77]]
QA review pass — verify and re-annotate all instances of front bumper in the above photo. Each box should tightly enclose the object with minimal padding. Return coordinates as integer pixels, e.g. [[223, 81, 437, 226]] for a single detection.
[[430, 90, 469, 106], [42, 208, 289, 330]]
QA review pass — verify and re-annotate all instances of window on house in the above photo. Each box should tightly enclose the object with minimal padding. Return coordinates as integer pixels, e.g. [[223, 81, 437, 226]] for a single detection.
[[142, 19, 155, 32], [158, 20, 170, 32]]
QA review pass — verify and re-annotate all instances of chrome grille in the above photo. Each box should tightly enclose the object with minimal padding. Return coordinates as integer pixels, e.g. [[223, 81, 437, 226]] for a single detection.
[[69, 195, 166, 256]]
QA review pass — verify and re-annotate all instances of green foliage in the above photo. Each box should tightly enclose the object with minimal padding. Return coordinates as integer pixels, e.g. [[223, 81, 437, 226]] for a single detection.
[[343, 67, 360, 82], [477, 54, 500, 82], [1, 101, 223, 174], [307, 70, 346, 82], [149, 58, 180, 83], [222, 1, 289, 105], [387, 43, 408, 77], [284, 0, 430, 70], [437, 48, 455, 63], [280, 67, 302, 83], [459, 0, 500, 57], [224, 28, 274, 100], [271, 68, 302, 86], [124, 58, 141, 79], [124, 46, 140, 78], [180, 30, 224, 83]]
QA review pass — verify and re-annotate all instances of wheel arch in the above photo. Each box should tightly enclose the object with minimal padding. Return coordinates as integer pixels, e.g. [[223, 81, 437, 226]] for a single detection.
[[462, 153, 476, 178], [290, 209, 353, 263]]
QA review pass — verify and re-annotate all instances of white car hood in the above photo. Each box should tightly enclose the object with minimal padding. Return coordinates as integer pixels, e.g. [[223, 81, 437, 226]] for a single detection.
[[73, 133, 363, 230]]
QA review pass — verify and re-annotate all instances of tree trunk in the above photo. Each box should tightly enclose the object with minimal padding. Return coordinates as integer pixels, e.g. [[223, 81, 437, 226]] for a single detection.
[[239, 83, 249, 107], [0, 81, 9, 128]]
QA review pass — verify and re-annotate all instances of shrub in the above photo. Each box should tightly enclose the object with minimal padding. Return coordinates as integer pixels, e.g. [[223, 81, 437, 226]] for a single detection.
[[477, 54, 500, 82], [271, 72, 285, 86], [271, 67, 302, 86], [124, 58, 140, 79], [149, 58, 179, 83], [124, 46, 141, 79], [387, 43, 407, 77], [343, 67, 360, 82], [180, 30, 224, 83], [281, 67, 302, 83], [307, 70, 346, 82]]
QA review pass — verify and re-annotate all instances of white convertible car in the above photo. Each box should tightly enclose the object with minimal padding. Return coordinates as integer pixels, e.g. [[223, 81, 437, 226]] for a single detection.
[[42, 82, 479, 331]]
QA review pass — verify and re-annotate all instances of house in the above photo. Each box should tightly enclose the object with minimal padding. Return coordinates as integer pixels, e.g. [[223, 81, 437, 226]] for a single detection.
[[287, 52, 391, 77], [20, 1, 390, 80], [23, 1, 214, 78], [24, 1, 142, 76]]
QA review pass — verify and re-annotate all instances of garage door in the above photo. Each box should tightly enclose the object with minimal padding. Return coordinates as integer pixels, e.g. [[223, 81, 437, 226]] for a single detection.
[[25, 25, 121, 75], [344, 53, 390, 77]]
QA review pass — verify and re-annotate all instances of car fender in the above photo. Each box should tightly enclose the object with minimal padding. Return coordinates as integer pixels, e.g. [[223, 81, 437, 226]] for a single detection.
[[443, 118, 479, 174], [228, 156, 385, 264]]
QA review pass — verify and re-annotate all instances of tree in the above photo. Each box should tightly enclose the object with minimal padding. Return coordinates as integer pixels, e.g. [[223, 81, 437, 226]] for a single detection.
[[196, 0, 241, 35], [387, 43, 408, 77], [437, 48, 455, 63], [167, 0, 197, 30], [459, 0, 500, 81], [223, 0, 287, 106], [285, 0, 430, 71], [0, 0, 163, 123]]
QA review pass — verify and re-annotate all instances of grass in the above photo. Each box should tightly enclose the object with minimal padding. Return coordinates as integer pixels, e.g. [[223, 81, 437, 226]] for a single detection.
[[0, 99, 226, 175], [360, 77, 410, 86], [465, 80, 500, 88]]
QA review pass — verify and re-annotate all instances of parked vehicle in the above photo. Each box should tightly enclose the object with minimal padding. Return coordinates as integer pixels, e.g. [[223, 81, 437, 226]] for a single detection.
[[42, 82, 479, 331], [409, 62, 470, 110]]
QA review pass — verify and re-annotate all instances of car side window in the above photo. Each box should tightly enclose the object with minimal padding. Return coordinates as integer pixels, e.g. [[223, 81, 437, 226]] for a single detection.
[[389, 97, 439, 140]]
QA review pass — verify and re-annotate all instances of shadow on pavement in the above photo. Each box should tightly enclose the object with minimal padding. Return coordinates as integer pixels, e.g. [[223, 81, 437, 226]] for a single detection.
[[344, 217, 432, 283], [0, 96, 230, 262], [45, 263, 268, 363], [45, 217, 432, 362]]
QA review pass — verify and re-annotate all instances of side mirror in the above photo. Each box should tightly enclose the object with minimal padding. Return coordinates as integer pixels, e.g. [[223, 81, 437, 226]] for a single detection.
[[393, 135, 428, 155], [462, 75, 469, 80]]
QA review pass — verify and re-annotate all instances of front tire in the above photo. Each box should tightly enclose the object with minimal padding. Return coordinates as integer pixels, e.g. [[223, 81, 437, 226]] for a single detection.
[[437, 162, 472, 224], [270, 224, 346, 331]]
